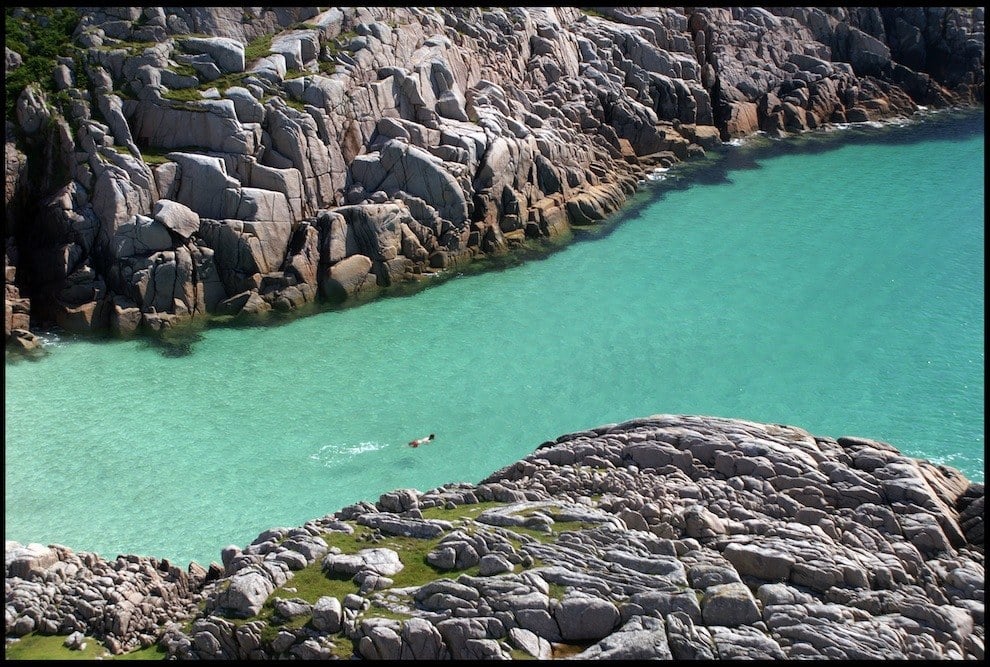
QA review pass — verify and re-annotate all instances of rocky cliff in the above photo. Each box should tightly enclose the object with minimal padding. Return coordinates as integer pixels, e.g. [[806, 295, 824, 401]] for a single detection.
[[4, 6, 985, 353], [5, 415, 984, 659]]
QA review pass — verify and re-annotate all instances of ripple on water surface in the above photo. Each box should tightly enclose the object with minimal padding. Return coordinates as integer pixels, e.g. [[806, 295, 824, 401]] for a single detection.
[[4, 110, 984, 567]]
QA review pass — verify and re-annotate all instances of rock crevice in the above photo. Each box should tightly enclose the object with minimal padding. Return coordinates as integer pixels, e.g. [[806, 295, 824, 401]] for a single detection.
[[5, 6, 984, 350], [5, 415, 984, 659]]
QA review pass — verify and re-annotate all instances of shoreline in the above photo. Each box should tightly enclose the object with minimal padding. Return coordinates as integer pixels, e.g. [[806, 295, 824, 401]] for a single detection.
[[4, 6, 985, 659], [6, 104, 983, 363], [5, 414, 984, 659], [5, 102, 982, 568], [5, 7, 985, 356]]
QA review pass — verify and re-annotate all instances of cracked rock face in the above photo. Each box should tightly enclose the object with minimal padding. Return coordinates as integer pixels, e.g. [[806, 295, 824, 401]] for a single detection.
[[6, 415, 983, 659], [4, 6, 984, 347]]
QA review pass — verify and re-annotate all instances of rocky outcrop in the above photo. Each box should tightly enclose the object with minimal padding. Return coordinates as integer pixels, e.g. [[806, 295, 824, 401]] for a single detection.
[[4, 542, 211, 655], [4, 6, 984, 351], [5, 415, 984, 659]]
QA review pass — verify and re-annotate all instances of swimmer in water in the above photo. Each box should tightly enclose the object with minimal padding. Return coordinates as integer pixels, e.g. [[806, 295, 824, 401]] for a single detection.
[[408, 434, 435, 448]]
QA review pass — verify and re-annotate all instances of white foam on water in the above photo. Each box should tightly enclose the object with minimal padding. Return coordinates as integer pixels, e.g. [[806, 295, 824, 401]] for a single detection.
[[4, 111, 982, 567], [309, 440, 389, 467], [36, 331, 64, 348], [347, 440, 387, 455], [827, 114, 920, 133], [928, 451, 969, 474], [727, 130, 769, 147], [646, 167, 670, 182]]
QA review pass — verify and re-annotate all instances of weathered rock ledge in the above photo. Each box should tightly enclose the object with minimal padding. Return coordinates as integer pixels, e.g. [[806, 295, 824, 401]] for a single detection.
[[4, 6, 985, 354], [6, 415, 984, 659]]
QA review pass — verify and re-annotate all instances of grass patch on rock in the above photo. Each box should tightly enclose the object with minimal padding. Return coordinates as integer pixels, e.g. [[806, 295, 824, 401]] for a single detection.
[[501, 520, 590, 544], [209, 72, 250, 94], [330, 30, 359, 51], [113, 86, 138, 101], [4, 633, 109, 661], [111, 40, 158, 55], [110, 144, 175, 166], [179, 599, 208, 635], [546, 519, 588, 534], [244, 33, 274, 62], [169, 63, 198, 78], [257, 606, 312, 645], [510, 647, 540, 659], [113, 644, 168, 660], [254, 515, 498, 620], [363, 600, 414, 623], [136, 146, 176, 165], [330, 634, 356, 658], [4, 7, 81, 118], [322, 523, 482, 588], [579, 8, 606, 19], [161, 87, 205, 103], [282, 558, 359, 602], [552, 640, 595, 658], [4, 633, 167, 661], [547, 582, 568, 601], [196, 505, 549, 647], [420, 500, 506, 522]]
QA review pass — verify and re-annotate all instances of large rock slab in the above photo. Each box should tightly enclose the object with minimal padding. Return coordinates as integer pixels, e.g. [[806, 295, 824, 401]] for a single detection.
[[319, 253, 373, 302], [323, 547, 404, 577], [554, 591, 621, 642], [198, 217, 290, 294], [132, 101, 257, 155], [5, 543, 59, 579], [349, 140, 469, 224], [575, 615, 673, 659], [334, 204, 404, 262], [701, 582, 762, 626], [112, 215, 173, 258], [166, 153, 240, 220], [177, 36, 245, 74], [152, 199, 200, 239]]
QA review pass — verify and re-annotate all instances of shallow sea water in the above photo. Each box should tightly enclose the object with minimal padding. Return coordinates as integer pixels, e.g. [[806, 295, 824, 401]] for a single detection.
[[5, 109, 984, 567]]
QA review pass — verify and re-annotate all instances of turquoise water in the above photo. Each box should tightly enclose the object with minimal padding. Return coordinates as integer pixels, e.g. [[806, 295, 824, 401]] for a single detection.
[[5, 110, 984, 567]]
